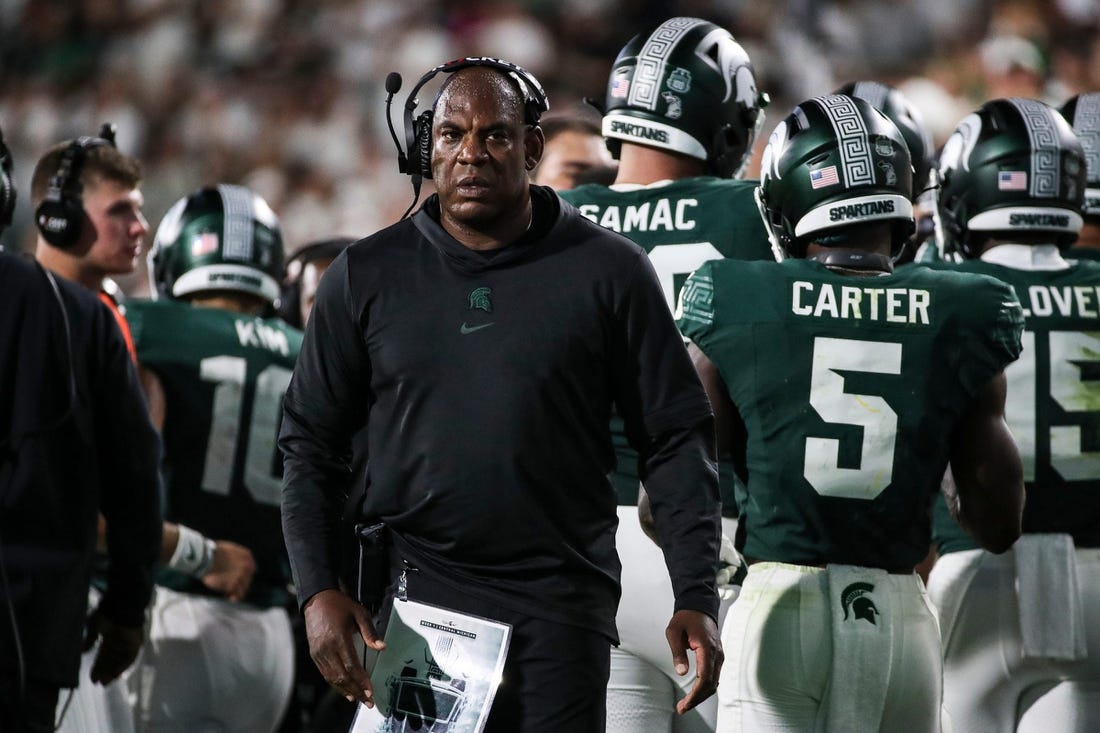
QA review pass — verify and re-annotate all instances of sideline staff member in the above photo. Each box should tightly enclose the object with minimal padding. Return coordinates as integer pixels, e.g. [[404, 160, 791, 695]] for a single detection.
[[280, 59, 723, 731], [0, 126, 162, 733]]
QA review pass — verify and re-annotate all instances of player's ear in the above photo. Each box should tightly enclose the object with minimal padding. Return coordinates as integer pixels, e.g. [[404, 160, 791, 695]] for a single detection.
[[524, 126, 545, 171]]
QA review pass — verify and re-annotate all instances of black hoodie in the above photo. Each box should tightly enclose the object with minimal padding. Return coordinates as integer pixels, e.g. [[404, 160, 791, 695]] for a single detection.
[[280, 186, 719, 638]]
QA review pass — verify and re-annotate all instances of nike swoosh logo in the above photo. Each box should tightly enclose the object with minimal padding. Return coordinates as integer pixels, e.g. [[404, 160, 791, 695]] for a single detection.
[[460, 322, 494, 335]]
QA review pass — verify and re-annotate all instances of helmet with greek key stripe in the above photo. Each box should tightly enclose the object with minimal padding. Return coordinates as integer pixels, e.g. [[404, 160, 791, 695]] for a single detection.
[[149, 184, 285, 305], [1059, 93, 1100, 222], [938, 98, 1086, 258], [756, 94, 915, 261], [602, 17, 768, 179], [834, 81, 935, 199]]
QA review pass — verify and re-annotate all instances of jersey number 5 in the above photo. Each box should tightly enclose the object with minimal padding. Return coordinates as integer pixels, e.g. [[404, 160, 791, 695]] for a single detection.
[[805, 336, 902, 500]]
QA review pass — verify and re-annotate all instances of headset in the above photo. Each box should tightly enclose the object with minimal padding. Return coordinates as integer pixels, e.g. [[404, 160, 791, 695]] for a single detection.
[[384, 57, 549, 218], [34, 123, 118, 249], [0, 128, 14, 233], [277, 237, 355, 328]]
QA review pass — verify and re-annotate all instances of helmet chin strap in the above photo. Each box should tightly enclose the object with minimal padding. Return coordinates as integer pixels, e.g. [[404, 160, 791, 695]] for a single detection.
[[807, 249, 894, 273]]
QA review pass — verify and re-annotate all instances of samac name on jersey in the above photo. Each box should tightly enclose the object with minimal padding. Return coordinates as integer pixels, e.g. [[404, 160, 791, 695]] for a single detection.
[[792, 280, 932, 324], [577, 198, 698, 234], [1020, 284, 1100, 318], [235, 317, 291, 356]]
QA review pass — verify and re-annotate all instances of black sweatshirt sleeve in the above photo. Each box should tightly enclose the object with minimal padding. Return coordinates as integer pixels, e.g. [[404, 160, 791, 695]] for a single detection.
[[90, 294, 163, 627], [280, 253, 370, 608], [614, 249, 721, 621]]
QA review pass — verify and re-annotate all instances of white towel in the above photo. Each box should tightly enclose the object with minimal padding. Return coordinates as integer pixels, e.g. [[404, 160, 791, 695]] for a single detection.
[[1015, 533, 1087, 660], [825, 565, 895, 733]]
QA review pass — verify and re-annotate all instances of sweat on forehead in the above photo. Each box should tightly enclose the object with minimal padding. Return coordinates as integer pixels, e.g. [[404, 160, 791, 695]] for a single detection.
[[433, 66, 526, 119]]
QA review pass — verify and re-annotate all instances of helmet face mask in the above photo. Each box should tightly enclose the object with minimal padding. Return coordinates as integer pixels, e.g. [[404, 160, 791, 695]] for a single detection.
[[937, 98, 1086, 259], [602, 17, 767, 179], [149, 184, 285, 305], [756, 94, 915, 261]]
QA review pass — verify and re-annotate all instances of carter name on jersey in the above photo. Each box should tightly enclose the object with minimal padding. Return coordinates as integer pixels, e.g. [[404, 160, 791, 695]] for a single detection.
[[792, 281, 932, 324]]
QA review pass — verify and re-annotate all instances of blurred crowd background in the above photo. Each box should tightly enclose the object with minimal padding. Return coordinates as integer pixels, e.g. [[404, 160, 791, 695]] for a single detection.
[[1, 0, 1098, 296]]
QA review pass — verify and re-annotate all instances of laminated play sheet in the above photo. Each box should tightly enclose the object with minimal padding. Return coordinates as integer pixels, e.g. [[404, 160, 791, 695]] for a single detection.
[[350, 598, 511, 733]]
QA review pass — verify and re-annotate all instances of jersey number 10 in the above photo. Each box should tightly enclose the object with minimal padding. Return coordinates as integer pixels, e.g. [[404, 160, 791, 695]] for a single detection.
[[200, 356, 293, 507]]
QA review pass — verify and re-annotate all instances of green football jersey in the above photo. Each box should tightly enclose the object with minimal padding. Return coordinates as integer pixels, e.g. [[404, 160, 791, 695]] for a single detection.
[[1067, 246, 1100, 262], [561, 178, 772, 305], [929, 258, 1100, 553], [678, 259, 1023, 568], [126, 299, 303, 607], [561, 177, 772, 509]]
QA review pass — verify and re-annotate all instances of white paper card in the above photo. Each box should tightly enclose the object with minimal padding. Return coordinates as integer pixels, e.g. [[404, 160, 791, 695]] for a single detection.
[[349, 598, 512, 733]]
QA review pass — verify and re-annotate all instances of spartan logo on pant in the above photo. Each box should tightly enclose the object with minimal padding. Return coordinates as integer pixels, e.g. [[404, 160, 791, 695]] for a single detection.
[[841, 581, 880, 625]]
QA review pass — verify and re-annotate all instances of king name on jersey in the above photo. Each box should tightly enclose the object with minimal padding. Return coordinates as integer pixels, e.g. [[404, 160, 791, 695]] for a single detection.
[[577, 199, 697, 234], [235, 318, 290, 356], [1020, 284, 1100, 318], [792, 280, 932, 324]]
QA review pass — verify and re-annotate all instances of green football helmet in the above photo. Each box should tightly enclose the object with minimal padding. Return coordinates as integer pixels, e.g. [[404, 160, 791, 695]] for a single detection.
[[1059, 93, 1100, 220], [149, 184, 284, 304], [937, 98, 1085, 259], [602, 17, 767, 178], [834, 81, 935, 198], [756, 94, 915, 261]]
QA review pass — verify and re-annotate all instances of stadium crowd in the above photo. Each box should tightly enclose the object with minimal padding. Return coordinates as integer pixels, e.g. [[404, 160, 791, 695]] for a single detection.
[[1, 0, 1097, 272]]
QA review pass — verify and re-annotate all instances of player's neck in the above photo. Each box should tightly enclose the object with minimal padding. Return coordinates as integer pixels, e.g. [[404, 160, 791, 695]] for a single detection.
[[188, 294, 265, 315], [613, 144, 706, 185], [35, 239, 103, 292], [1075, 223, 1100, 250]]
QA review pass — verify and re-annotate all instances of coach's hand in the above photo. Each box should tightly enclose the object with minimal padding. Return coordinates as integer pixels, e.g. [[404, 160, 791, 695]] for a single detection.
[[84, 609, 144, 684], [304, 589, 385, 707], [201, 540, 256, 602], [666, 609, 723, 714]]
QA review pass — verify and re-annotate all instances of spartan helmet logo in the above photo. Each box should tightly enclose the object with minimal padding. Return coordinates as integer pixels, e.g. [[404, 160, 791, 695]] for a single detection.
[[841, 582, 880, 625], [939, 112, 983, 180], [468, 286, 492, 313]]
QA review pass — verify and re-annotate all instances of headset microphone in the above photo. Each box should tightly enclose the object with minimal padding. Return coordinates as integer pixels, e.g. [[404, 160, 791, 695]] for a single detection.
[[384, 70, 424, 220], [384, 73, 408, 174], [98, 122, 117, 146]]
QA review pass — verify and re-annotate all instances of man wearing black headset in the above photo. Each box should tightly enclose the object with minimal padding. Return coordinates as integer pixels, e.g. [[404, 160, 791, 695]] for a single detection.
[[29, 133, 257, 733], [280, 59, 723, 731], [0, 127, 162, 732]]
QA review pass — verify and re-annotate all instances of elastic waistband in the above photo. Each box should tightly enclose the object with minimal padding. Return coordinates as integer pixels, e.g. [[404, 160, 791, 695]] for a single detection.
[[746, 558, 913, 575]]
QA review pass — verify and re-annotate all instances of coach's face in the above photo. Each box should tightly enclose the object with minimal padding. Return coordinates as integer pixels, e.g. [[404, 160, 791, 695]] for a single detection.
[[431, 67, 543, 245]]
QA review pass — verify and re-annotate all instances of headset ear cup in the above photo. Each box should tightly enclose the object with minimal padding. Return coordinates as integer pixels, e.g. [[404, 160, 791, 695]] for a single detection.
[[416, 110, 434, 179], [35, 196, 83, 249], [276, 281, 302, 329]]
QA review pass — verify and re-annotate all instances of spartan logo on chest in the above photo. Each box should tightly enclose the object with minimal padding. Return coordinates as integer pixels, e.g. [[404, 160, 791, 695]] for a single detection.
[[468, 287, 492, 313]]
